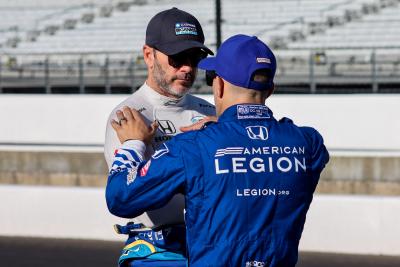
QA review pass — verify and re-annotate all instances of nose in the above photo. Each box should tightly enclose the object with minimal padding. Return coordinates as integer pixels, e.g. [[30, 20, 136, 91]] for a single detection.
[[178, 63, 195, 73]]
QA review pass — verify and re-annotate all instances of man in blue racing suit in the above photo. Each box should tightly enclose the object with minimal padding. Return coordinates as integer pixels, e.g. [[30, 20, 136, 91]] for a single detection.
[[106, 34, 329, 266]]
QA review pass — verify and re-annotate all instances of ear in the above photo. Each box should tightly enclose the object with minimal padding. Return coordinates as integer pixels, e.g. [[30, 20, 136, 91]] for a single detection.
[[215, 76, 224, 99], [143, 45, 154, 69], [266, 83, 275, 99]]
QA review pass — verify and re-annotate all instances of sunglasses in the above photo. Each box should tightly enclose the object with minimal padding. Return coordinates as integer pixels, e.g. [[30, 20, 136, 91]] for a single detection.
[[168, 51, 207, 68], [205, 70, 217, 86]]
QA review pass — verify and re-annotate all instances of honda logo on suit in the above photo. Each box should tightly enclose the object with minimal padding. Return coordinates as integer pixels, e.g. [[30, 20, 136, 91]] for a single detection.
[[246, 126, 269, 140], [158, 120, 176, 134]]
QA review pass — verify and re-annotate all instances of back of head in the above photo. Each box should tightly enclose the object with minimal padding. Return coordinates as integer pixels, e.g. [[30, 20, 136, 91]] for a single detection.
[[226, 69, 272, 99], [198, 35, 276, 112], [199, 34, 277, 92]]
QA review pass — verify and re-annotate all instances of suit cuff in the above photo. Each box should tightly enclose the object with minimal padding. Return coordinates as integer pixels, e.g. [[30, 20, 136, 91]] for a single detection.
[[121, 140, 146, 160]]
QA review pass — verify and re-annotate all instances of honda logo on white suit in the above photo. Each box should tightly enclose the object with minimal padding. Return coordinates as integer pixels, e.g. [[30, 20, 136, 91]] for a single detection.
[[158, 120, 176, 134], [246, 126, 269, 140]]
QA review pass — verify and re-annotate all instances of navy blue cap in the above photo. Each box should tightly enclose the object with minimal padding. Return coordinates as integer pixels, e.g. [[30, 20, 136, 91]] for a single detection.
[[198, 34, 276, 90], [146, 8, 213, 56]]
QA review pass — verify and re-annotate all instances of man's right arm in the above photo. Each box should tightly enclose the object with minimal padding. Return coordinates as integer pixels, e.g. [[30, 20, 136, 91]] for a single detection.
[[106, 139, 186, 219], [104, 111, 123, 169]]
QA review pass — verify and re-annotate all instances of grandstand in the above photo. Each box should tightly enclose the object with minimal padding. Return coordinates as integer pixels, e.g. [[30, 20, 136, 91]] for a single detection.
[[0, 0, 399, 93]]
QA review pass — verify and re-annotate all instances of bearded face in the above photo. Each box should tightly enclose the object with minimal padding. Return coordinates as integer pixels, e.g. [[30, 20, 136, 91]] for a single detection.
[[152, 54, 196, 98], [149, 48, 206, 98]]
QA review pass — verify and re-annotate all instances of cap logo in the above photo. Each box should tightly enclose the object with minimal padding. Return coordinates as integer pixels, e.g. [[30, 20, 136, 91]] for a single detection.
[[256, 57, 271, 64], [175, 22, 198, 36]]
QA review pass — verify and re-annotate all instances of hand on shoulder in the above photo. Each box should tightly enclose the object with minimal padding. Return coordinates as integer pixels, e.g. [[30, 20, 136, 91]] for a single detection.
[[180, 116, 217, 132], [111, 106, 158, 144]]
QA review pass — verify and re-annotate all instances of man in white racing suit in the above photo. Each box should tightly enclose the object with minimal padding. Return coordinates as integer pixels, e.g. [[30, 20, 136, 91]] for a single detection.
[[104, 7, 215, 266]]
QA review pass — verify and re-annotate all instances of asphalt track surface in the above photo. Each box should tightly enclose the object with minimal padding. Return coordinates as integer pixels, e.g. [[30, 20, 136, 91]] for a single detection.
[[1, 236, 400, 267]]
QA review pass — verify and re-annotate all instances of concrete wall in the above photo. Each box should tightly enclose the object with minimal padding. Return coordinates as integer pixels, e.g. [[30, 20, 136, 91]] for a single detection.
[[1, 185, 399, 255], [0, 150, 107, 187], [0, 94, 399, 151], [3, 94, 399, 195], [317, 155, 400, 195], [1, 150, 399, 195]]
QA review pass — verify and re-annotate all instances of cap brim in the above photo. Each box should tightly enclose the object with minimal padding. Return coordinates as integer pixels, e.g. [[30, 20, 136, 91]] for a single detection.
[[156, 40, 214, 56], [198, 57, 217, 70]]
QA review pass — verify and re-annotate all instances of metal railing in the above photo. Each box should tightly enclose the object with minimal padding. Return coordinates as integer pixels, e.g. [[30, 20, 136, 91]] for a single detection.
[[0, 51, 144, 94], [1, 47, 400, 94], [274, 47, 400, 93]]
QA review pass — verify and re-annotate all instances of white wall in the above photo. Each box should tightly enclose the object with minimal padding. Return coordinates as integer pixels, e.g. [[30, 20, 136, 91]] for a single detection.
[[266, 95, 400, 153], [1, 185, 399, 255], [0, 94, 399, 152], [0, 185, 125, 241], [0, 95, 116, 147], [300, 195, 400, 255]]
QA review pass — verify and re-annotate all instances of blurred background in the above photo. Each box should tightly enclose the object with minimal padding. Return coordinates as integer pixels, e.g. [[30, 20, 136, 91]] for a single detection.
[[1, 0, 400, 94], [0, 0, 399, 266]]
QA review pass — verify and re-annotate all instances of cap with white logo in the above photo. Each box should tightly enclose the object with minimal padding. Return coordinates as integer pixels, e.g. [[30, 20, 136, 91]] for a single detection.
[[145, 7, 213, 56], [198, 34, 276, 91]]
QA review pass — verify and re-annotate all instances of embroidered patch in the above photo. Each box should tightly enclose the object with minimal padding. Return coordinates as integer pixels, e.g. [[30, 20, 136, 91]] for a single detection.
[[152, 143, 169, 159], [140, 160, 151, 177], [127, 167, 138, 185], [237, 105, 270, 119], [246, 126, 269, 140], [256, 57, 271, 64], [175, 22, 198, 36], [191, 115, 205, 124]]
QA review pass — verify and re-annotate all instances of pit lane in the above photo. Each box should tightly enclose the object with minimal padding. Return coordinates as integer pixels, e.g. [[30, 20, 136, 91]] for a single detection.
[[1, 236, 400, 267]]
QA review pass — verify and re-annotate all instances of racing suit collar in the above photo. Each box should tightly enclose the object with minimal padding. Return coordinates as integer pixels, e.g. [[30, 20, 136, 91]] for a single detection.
[[143, 82, 187, 107], [218, 104, 274, 122]]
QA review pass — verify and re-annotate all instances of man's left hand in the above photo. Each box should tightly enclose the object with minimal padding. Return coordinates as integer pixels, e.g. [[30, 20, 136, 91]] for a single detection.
[[180, 116, 217, 132]]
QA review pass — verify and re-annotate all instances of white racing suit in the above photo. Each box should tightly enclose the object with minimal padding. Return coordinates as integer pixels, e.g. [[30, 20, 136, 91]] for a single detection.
[[104, 83, 215, 264]]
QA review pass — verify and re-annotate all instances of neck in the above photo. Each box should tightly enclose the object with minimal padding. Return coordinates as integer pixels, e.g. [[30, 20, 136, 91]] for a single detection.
[[216, 81, 269, 116], [218, 96, 266, 117]]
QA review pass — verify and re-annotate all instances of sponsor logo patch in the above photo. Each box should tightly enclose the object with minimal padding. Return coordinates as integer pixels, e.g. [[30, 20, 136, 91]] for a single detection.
[[256, 57, 271, 64], [199, 103, 214, 109], [191, 115, 205, 124], [214, 146, 307, 174], [246, 261, 266, 267], [237, 105, 270, 119], [246, 126, 269, 140], [158, 120, 176, 134], [154, 135, 172, 143], [152, 143, 169, 159], [126, 167, 138, 185], [140, 160, 151, 176], [175, 22, 198, 36]]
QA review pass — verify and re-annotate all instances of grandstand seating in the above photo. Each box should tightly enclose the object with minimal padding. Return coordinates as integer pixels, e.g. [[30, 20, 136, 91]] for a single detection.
[[289, 0, 400, 49], [2, 0, 399, 54], [0, 0, 108, 49], [0, 0, 400, 94]]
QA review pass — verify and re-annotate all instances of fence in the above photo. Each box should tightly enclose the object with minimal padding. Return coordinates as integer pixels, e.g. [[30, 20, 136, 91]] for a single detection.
[[1, 47, 400, 94], [0, 52, 143, 94]]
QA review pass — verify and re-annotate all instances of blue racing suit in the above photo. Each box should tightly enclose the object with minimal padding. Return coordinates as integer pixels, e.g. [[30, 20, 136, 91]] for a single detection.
[[106, 104, 329, 267]]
